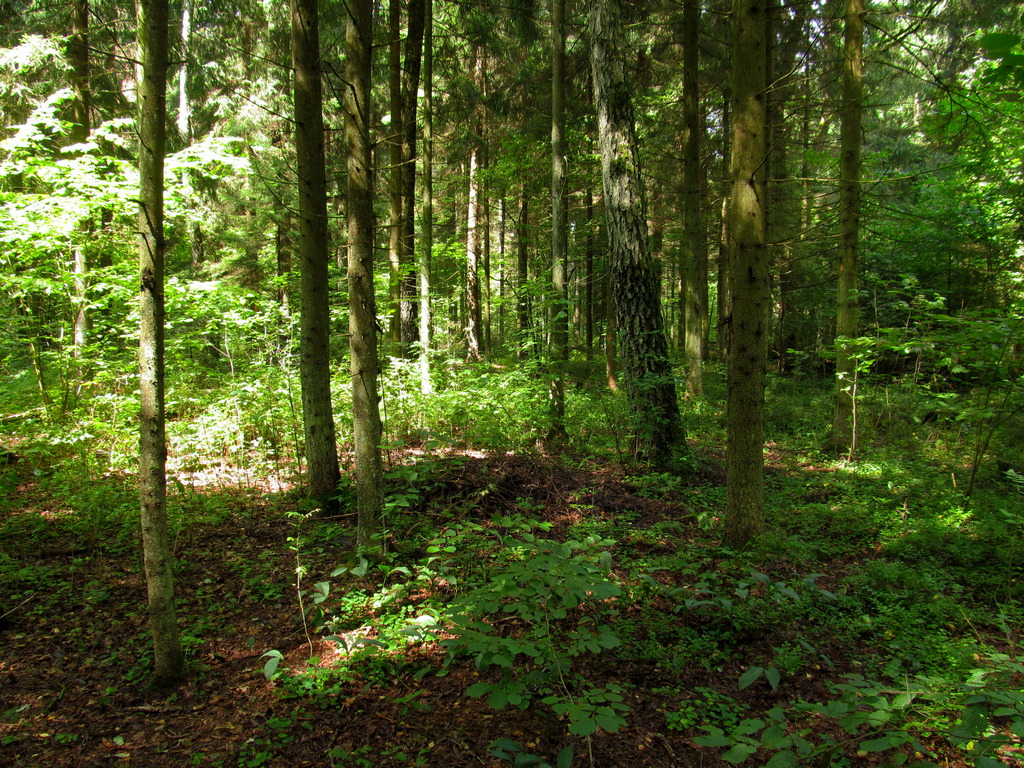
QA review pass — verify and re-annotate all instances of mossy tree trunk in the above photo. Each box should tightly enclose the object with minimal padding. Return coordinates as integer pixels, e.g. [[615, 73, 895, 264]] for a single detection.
[[724, 0, 769, 549]]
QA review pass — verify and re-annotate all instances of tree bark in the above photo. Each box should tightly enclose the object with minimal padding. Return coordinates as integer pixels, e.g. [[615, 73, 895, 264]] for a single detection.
[[681, 0, 704, 397], [345, 0, 385, 551], [517, 191, 531, 360], [833, 0, 865, 458], [292, 0, 340, 511], [137, 0, 183, 685], [591, 0, 682, 465], [725, 0, 769, 549], [399, 0, 426, 357], [548, 0, 568, 442], [70, 0, 90, 361], [466, 65, 484, 363], [418, 0, 433, 394]]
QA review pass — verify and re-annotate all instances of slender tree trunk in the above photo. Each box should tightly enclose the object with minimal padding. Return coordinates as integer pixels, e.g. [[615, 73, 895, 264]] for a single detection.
[[725, 0, 769, 549], [833, 0, 864, 458], [517, 191, 531, 360], [585, 188, 595, 362], [399, 0, 426, 357], [344, 0, 384, 551], [591, 0, 683, 466], [548, 0, 568, 442], [466, 86, 484, 362], [387, 0, 402, 348], [137, 0, 183, 685], [682, 0, 704, 397], [717, 87, 732, 359], [69, 0, 91, 362], [418, 0, 433, 394], [292, 0, 340, 511]]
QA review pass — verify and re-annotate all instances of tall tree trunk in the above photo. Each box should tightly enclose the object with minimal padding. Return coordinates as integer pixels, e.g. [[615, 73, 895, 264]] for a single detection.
[[725, 0, 769, 549], [399, 0, 426, 357], [345, 0, 384, 551], [70, 0, 90, 363], [387, 0, 403, 348], [292, 0, 340, 511], [591, 0, 683, 466], [466, 75, 484, 362], [137, 0, 183, 685], [833, 0, 864, 458], [548, 0, 568, 442], [585, 188, 595, 362], [717, 87, 732, 359], [681, 0, 704, 397], [517, 191, 531, 360], [418, 0, 433, 394]]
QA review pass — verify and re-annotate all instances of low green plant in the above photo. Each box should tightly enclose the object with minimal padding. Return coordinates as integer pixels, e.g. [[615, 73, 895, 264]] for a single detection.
[[441, 532, 630, 739]]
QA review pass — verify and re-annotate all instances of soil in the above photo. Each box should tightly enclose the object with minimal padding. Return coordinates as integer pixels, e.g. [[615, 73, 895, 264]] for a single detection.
[[0, 451, 1017, 767]]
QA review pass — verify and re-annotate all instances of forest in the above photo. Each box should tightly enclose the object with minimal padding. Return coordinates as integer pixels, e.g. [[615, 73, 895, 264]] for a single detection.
[[1, 0, 1023, 765]]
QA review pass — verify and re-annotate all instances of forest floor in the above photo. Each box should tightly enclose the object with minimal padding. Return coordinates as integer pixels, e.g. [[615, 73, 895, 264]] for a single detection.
[[1, 445, 1022, 768]]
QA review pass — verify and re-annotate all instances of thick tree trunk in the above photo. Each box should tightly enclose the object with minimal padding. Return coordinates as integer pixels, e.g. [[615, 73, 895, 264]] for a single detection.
[[137, 0, 183, 685], [681, 0, 704, 397], [548, 0, 568, 442], [292, 0, 340, 511], [591, 0, 682, 466], [725, 0, 769, 549], [833, 0, 864, 458], [345, 0, 385, 551]]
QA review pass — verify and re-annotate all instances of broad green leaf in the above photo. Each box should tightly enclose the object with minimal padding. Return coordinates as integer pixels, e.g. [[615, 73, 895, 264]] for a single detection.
[[979, 32, 1021, 56], [466, 681, 490, 698], [723, 743, 757, 763], [739, 666, 764, 690], [765, 666, 781, 690], [556, 746, 574, 768], [763, 752, 798, 768]]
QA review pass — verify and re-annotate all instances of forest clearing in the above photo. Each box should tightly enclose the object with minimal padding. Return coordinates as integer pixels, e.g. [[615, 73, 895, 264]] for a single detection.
[[2, 0, 1024, 766]]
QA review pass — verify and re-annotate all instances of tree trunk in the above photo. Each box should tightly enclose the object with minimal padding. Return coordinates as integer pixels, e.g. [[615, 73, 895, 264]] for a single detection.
[[345, 0, 385, 551], [70, 0, 90, 361], [387, 0, 403, 348], [418, 0, 433, 394], [725, 0, 769, 549], [548, 0, 568, 443], [466, 93, 484, 362], [399, 0, 426, 357], [137, 0, 184, 685], [517, 191, 531, 360], [292, 0, 340, 511], [591, 0, 682, 466], [833, 0, 865, 458], [681, 0, 704, 397]]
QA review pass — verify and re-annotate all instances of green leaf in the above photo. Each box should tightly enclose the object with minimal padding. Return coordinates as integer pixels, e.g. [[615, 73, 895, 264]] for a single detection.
[[723, 743, 757, 763], [488, 689, 509, 709], [739, 666, 764, 690], [765, 666, 781, 690], [860, 736, 897, 752], [466, 681, 490, 698], [556, 746, 574, 768], [763, 752, 798, 768], [260, 650, 283, 680], [979, 32, 1021, 56], [568, 717, 598, 737], [975, 758, 1011, 768]]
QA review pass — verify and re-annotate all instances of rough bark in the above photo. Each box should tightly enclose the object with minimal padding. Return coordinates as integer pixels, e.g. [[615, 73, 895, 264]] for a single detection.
[[466, 88, 484, 363], [345, 0, 385, 551], [725, 0, 769, 549], [591, 0, 683, 466], [292, 0, 340, 511], [833, 0, 864, 458], [137, 0, 184, 685], [517, 192, 531, 360]]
